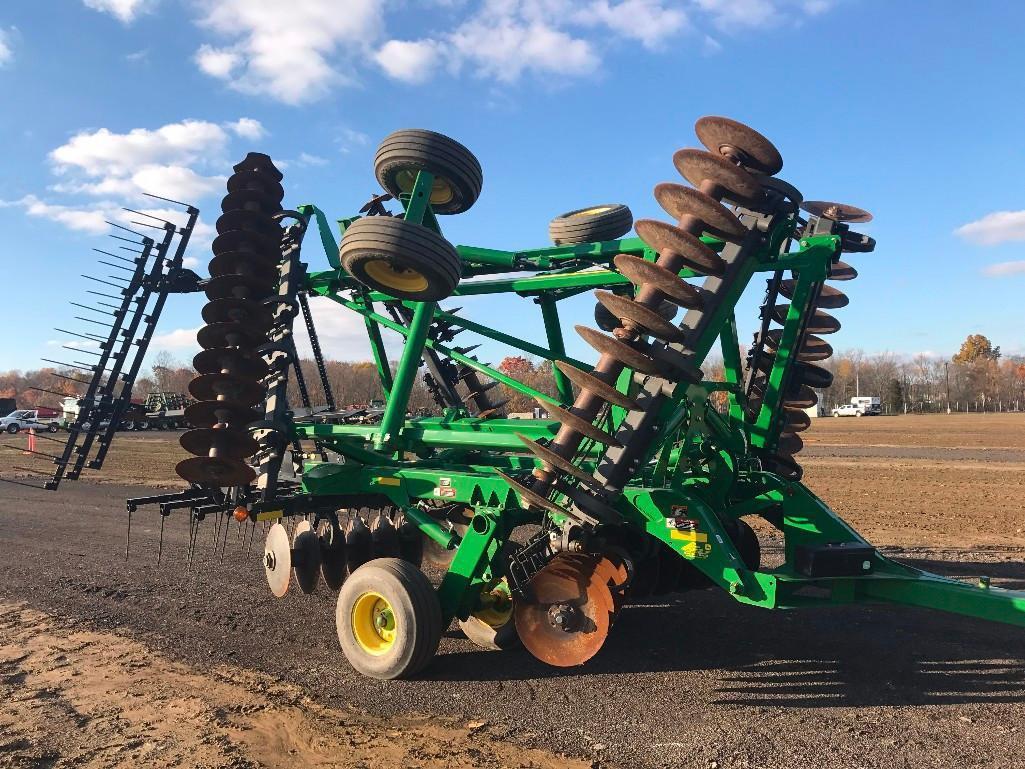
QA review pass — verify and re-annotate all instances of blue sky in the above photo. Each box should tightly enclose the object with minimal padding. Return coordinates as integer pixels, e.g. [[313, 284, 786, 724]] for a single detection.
[[1, 0, 1023, 374]]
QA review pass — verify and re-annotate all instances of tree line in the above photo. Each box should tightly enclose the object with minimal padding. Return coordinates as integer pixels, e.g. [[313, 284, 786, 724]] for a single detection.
[[2, 334, 1020, 417]]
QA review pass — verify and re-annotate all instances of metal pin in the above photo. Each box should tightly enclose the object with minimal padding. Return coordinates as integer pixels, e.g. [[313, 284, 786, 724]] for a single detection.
[[123, 206, 176, 225], [40, 358, 94, 372], [70, 301, 115, 316], [98, 259, 135, 273], [82, 275, 125, 290], [143, 190, 191, 208], [93, 248, 139, 265], [105, 220, 149, 239], [85, 289, 122, 300], [75, 315, 115, 328], [157, 513, 166, 565]]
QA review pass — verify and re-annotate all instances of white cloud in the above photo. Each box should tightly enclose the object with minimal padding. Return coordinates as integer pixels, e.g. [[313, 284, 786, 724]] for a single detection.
[[374, 39, 442, 84], [15, 195, 111, 234], [181, 256, 200, 269], [296, 152, 328, 167], [294, 296, 403, 361], [150, 327, 202, 350], [192, 0, 383, 104], [982, 260, 1025, 278], [82, 0, 156, 23], [574, 0, 689, 49], [337, 127, 370, 154], [228, 117, 266, 141], [955, 210, 1025, 246], [0, 28, 14, 66]]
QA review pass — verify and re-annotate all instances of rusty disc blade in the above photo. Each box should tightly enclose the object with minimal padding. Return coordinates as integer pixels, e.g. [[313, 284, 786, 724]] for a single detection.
[[179, 426, 258, 460], [201, 297, 274, 330], [496, 469, 574, 517], [344, 515, 374, 577], [204, 273, 275, 302], [777, 432, 804, 455], [593, 553, 630, 616], [802, 200, 873, 223], [575, 325, 664, 377], [673, 149, 762, 202], [652, 183, 746, 242], [762, 330, 833, 362], [226, 168, 285, 202], [514, 555, 614, 667], [777, 281, 849, 310], [553, 360, 639, 411], [783, 407, 812, 433], [175, 455, 255, 487], [795, 362, 833, 389], [212, 229, 280, 262], [184, 399, 258, 428], [770, 305, 841, 335], [516, 433, 604, 492], [613, 254, 704, 310], [695, 116, 783, 176], [292, 520, 321, 594], [762, 454, 803, 482], [263, 522, 291, 598], [539, 400, 621, 448], [232, 151, 284, 182], [222, 188, 281, 216], [785, 385, 818, 409], [829, 261, 858, 281], [215, 208, 283, 240], [317, 519, 347, 591], [196, 321, 268, 351], [193, 347, 269, 379], [208, 252, 281, 285], [370, 513, 402, 559], [594, 290, 687, 343], [188, 372, 264, 406], [634, 219, 726, 276]]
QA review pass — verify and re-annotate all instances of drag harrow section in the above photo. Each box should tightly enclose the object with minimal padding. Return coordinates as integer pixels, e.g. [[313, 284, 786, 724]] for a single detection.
[[109, 114, 1024, 681]]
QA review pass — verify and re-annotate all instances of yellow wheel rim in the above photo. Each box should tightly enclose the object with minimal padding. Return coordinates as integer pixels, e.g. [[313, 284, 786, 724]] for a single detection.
[[472, 579, 513, 629], [396, 169, 456, 207], [351, 591, 397, 655], [364, 259, 429, 293], [569, 206, 612, 218]]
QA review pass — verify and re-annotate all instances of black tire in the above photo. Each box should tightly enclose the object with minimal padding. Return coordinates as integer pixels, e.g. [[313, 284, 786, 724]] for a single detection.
[[336, 558, 442, 680], [47, 424, 59, 433], [374, 129, 483, 215], [339, 216, 462, 301], [549, 203, 633, 245], [6, 424, 19, 434]]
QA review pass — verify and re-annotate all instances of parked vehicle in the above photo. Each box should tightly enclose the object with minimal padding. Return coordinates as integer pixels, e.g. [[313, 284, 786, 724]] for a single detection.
[[831, 404, 863, 417], [1, 409, 61, 433], [144, 391, 193, 430], [832, 396, 882, 417]]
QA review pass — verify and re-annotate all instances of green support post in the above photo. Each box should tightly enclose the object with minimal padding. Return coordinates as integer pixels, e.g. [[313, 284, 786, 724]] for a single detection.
[[538, 295, 574, 403]]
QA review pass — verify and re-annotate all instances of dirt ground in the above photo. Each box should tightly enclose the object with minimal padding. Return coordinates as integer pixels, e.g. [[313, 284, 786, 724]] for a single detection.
[[0, 413, 1023, 768]]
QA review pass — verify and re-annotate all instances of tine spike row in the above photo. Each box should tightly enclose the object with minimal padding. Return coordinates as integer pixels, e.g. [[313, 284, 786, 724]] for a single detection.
[[70, 301, 115, 316], [105, 220, 149, 238], [123, 206, 176, 225], [93, 248, 138, 264], [143, 190, 191, 208]]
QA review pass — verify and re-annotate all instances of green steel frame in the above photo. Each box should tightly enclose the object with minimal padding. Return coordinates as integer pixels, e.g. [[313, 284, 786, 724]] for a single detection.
[[286, 174, 1025, 633]]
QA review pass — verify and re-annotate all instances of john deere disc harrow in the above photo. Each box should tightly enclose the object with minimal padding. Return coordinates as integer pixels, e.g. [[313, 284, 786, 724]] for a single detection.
[[117, 114, 1025, 680]]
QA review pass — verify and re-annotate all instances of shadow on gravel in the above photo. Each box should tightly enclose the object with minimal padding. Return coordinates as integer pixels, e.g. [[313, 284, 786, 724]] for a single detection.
[[428, 595, 1025, 709]]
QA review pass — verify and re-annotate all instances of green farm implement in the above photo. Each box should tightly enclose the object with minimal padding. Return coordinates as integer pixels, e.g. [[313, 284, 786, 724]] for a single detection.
[[41, 116, 1024, 679]]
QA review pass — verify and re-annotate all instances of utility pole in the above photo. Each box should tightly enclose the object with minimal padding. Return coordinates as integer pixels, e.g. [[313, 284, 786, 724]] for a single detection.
[[944, 361, 950, 414], [855, 362, 860, 397]]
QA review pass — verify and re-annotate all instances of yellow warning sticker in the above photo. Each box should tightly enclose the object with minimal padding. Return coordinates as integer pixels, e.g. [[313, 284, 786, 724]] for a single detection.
[[373, 476, 402, 486], [669, 529, 709, 543], [255, 509, 283, 522]]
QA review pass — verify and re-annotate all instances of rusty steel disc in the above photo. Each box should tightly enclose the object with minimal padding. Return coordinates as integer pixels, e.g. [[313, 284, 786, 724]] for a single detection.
[[539, 401, 621, 447], [762, 454, 803, 482], [634, 219, 726, 276], [496, 469, 574, 517], [175, 455, 255, 487], [695, 116, 783, 176], [179, 426, 258, 460], [673, 149, 762, 202], [263, 522, 291, 598], [777, 281, 849, 310], [193, 347, 269, 379], [785, 385, 818, 409], [801, 200, 873, 223], [226, 168, 285, 202], [292, 520, 322, 594], [201, 297, 274, 330], [183, 398, 258, 429], [553, 361, 639, 411], [344, 514, 374, 576], [594, 290, 687, 343], [516, 433, 605, 492], [204, 273, 275, 302], [770, 306, 841, 335], [652, 183, 746, 242], [232, 151, 284, 182], [795, 362, 833, 389], [212, 229, 281, 262], [215, 208, 283, 240], [593, 553, 630, 615], [207, 252, 281, 285], [188, 372, 264, 406], [221, 188, 281, 216], [514, 555, 614, 667], [196, 321, 268, 351], [613, 254, 704, 310], [370, 513, 401, 559], [575, 325, 664, 377], [776, 432, 804, 456], [317, 519, 347, 591], [783, 407, 812, 433], [828, 261, 858, 281]]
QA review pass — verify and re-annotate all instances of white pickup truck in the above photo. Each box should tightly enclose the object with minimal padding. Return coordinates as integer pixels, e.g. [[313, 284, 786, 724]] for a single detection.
[[1, 409, 61, 433]]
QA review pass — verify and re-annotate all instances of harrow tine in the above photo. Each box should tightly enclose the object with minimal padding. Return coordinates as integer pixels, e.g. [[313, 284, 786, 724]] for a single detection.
[[93, 247, 139, 265], [118, 244, 147, 255], [142, 190, 192, 208], [105, 220, 150, 239], [129, 219, 170, 232], [85, 289, 122, 300], [29, 385, 77, 399], [123, 206, 177, 225], [54, 327, 105, 343], [69, 301, 116, 316], [40, 358, 95, 372], [75, 315, 115, 328], [50, 371, 90, 385], [109, 232, 149, 247], [82, 274, 126, 290], [64, 345, 102, 356], [0, 475, 48, 490], [98, 259, 135, 273]]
